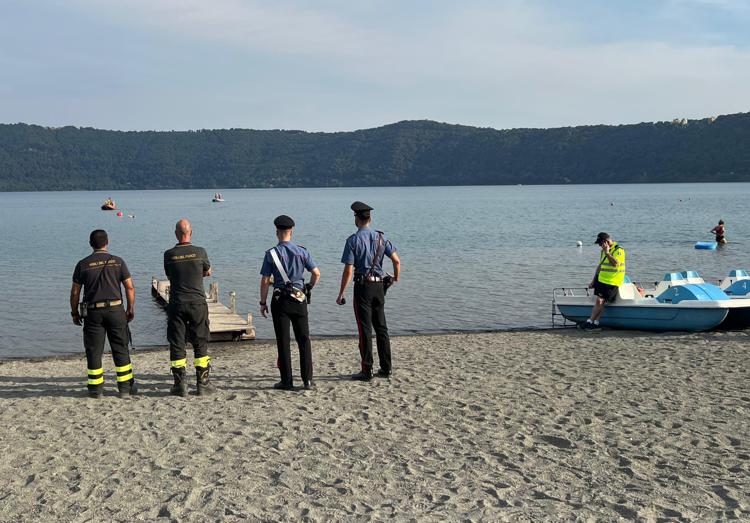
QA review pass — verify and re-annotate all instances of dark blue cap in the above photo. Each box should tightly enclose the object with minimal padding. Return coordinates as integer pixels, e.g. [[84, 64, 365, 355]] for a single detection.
[[274, 215, 295, 230]]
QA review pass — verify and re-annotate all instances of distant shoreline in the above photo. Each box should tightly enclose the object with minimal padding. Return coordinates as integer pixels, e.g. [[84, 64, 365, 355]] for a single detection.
[[3, 113, 749, 191], [4, 180, 750, 194]]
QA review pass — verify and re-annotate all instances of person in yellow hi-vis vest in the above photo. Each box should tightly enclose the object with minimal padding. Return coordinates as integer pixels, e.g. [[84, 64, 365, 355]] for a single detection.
[[580, 232, 626, 331]]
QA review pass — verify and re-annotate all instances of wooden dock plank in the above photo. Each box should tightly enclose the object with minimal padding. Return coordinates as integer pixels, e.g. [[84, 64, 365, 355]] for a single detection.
[[151, 278, 255, 341]]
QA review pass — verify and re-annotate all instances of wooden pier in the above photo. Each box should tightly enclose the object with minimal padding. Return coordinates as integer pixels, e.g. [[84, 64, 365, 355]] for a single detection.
[[151, 278, 255, 342]]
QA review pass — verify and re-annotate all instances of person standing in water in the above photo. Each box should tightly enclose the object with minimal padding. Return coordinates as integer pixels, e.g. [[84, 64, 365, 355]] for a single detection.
[[710, 220, 727, 244]]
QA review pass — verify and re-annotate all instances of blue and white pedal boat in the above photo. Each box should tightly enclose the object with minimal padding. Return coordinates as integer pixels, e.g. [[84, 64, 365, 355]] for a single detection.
[[553, 273, 747, 332], [669, 270, 750, 329], [716, 269, 750, 329], [719, 269, 750, 296]]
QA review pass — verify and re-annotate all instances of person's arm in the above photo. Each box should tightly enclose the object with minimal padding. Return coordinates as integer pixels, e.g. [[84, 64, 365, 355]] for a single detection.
[[259, 275, 271, 318], [337, 265, 354, 304], [603, 250, 620, 266], [303, 249, 321, 289], [604, 252, 620, 267], [70, 283, 82, 326], [203, 249, 212, 277], [123, 277, 135, 322], [390, 252, 401, 282], [309, 267, 321, 288]]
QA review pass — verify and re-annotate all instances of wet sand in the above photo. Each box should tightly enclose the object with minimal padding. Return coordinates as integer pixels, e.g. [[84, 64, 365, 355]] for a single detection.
[[0, 330, 748, 521]]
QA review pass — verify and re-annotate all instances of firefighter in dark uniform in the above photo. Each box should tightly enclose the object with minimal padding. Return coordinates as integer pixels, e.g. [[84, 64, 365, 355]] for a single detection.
[[336, 202, 401, 381], [70, 229, 136, 398], [259, 215, 321, 391], [164, 219, 215, 396]]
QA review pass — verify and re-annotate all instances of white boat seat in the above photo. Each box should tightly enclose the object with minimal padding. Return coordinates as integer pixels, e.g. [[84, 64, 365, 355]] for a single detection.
[[654, 272, 686, 297], [680, 270, 704, 285], [615, 283, 638, 301], [719, 269, 750, 290]]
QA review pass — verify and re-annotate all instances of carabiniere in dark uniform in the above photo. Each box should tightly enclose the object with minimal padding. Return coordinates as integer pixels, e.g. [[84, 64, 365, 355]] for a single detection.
[[336, 202, 401, 381], [259, 215, 321, 391], [70, 229, 136, 398]]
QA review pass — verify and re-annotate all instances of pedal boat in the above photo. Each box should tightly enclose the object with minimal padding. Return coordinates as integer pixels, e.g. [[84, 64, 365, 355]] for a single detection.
[[664, 270, 750, 330], [553, 273, 747, 332], [715, 269, 750, 329], [101, 203, 117, 210]]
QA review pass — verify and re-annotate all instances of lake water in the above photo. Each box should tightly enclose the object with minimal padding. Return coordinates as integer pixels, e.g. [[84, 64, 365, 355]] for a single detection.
[[0, 184, 748, 359]]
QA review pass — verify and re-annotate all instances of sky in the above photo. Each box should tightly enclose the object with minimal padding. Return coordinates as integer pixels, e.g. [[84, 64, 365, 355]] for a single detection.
[[1, 0, 749, 132]]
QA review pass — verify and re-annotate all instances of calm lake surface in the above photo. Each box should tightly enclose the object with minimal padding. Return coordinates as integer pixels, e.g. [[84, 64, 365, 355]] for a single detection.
[[1, 184, 748, 359]]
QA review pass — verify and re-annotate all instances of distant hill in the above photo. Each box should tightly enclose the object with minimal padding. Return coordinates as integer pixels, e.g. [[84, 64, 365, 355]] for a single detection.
[[1, 113, 749, 191]]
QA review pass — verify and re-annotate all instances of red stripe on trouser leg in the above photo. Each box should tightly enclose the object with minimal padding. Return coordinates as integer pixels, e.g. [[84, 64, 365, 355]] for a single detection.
[[352, 295, 366, 372]]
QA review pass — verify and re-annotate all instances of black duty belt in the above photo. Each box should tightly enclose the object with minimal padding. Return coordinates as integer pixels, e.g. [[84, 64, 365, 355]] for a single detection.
[[354, 274, 382, 283], [273, 287, 304, 294], [88, 299, 123, 309]]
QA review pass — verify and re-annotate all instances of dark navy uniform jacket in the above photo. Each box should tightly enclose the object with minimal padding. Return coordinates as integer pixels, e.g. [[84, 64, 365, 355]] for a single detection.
[[341, 227, 396, 277], [261, 241, 317, 290]]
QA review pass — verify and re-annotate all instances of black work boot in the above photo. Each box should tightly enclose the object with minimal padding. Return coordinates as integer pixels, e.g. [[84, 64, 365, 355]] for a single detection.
[[196, 365, 216, 396], [117, 378, 138, 398], [87, 384, 103, 399], [351, 371, 372, 381], [170, 367, 188, 397]]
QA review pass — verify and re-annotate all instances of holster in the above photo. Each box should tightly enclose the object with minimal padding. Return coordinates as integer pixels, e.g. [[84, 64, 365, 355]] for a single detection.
[[383, 275, 394, 295]]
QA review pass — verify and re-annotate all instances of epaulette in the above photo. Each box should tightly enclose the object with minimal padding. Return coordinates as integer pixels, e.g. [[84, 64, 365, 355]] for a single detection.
[[297, 244, 307, 250]]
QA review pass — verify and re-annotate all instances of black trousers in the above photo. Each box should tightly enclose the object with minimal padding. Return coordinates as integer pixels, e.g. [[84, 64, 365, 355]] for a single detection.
[[353, 281, 391, 374], [271, 292, 313, 386], [83, 306, 131, 386], [167, 301, 210, 364]]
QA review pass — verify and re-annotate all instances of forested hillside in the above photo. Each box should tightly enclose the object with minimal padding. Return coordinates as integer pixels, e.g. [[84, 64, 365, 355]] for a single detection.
[[1, 113, 749, 190]]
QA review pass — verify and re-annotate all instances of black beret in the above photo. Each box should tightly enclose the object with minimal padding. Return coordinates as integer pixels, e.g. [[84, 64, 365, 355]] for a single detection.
[[351, 201, 373, 213], [274, 215, 295, 230]]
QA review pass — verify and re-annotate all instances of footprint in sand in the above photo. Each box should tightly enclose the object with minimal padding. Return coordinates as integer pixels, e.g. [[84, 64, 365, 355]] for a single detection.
[[538, 435, 575, 449]]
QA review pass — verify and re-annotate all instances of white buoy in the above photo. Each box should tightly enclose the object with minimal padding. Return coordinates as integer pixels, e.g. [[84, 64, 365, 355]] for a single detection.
[[576, 241, 583, 247]]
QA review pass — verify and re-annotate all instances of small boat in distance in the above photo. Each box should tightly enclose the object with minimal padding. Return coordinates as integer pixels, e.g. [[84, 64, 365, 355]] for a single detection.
[[101, 198, 117, 210], [212, 192, 225, 203]]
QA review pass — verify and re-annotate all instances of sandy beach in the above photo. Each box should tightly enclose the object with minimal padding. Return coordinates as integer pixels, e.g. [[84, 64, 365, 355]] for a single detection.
[[0, 330, 748, 521]]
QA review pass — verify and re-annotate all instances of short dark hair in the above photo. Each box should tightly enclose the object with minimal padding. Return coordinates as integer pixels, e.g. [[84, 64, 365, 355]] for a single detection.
[[719, 219, 725, 225], [89, 229, 108, 249]]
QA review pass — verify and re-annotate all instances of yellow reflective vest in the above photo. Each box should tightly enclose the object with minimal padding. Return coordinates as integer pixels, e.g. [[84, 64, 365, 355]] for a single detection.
[[597, 242, 626, 286]]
